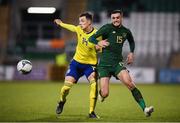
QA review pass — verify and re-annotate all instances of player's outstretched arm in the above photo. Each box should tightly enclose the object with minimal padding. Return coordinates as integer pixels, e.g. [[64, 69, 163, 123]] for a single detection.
[[89, 24, 108, 45], [54, 19, 77, 32]]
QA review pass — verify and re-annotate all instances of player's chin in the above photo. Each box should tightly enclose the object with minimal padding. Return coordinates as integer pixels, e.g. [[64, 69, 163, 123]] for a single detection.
[[113, 22, 120, 27]]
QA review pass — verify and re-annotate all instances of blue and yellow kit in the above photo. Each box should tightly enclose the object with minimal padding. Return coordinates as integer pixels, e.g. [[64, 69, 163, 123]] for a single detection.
[[59, 22, 99, 81], [60, 22, 98, 65]]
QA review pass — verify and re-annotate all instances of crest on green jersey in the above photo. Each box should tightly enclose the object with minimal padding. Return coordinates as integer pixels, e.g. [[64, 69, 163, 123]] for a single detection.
[[119, 62, 124, 66]]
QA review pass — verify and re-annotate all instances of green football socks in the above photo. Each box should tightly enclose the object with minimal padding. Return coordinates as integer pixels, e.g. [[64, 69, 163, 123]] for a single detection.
[[131, 87, 146, 111]]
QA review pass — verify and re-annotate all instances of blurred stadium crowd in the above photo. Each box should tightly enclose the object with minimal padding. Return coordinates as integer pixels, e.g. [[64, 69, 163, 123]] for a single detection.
[[0, 0, 179, 83]]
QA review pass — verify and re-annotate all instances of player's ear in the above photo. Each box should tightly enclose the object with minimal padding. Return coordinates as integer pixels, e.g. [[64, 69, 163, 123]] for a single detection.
[[88, 20, 92, 25]]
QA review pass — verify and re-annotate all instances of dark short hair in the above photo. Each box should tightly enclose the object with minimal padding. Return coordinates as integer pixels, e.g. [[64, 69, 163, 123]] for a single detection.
[[79, 12, 93, 21], [111, 10, 123, 15]]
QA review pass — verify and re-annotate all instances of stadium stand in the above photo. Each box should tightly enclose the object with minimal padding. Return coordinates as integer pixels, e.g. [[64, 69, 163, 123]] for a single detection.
[[0, 0, 179, 82]]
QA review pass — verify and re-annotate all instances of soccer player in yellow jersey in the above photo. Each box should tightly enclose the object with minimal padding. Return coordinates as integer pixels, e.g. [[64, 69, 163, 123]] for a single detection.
[[54, 12, 100, 118]]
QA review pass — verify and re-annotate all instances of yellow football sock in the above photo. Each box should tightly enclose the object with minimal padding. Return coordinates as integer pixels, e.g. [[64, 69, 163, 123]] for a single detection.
[[89, 79, 98, 113], [60, 81, 73, 102]]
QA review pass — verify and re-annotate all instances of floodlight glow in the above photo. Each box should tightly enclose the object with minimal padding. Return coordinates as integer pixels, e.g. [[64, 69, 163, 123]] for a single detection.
[[27, 7, 56, 14]]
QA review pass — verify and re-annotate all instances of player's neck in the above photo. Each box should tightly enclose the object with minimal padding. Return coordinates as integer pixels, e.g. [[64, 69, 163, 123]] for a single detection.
[[84, 26, 93, 34]]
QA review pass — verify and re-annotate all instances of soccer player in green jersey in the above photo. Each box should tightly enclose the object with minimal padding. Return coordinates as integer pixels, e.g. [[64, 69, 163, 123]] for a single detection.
[[89, 10, 154, 117]]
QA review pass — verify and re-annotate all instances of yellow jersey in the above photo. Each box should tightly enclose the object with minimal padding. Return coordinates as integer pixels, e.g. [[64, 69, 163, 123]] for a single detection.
[[60, 22, 98, 65]]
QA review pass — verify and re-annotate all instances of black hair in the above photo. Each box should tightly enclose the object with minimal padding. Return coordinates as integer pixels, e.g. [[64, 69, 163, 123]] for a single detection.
[[79, 12, 93, 21], [111, 10, 123, 15]]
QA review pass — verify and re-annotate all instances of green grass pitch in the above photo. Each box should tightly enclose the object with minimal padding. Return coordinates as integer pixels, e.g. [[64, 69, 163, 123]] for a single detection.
[[0, 81, 180, 122]]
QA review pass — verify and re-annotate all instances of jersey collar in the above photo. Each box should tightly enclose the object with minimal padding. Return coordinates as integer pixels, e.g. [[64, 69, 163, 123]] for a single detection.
[[86, 27, 94, 34]]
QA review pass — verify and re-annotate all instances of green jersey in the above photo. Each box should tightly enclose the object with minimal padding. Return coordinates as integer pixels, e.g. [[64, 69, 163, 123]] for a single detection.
[[89, 24, 135, 66]]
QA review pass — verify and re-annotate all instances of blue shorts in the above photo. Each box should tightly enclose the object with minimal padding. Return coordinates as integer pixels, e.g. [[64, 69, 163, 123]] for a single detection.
[[66, 59, 96, 82]]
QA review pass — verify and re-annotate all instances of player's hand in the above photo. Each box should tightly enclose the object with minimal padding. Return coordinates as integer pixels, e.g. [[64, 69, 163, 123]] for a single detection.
[[98, 39, 109, 48], [54, 19, 62, 25], [95, 45, 101, 50], [126, 52, 134, 65], [95, 45, 102, 52]]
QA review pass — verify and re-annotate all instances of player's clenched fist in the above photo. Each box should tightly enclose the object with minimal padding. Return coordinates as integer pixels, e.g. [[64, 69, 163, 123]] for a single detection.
[[54, 19, 62, 25]]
